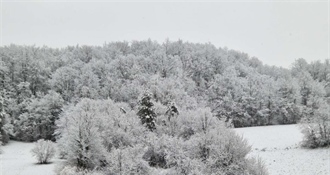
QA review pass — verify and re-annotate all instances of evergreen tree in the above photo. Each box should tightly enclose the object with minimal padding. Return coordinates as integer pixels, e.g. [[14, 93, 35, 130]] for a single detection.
[[137, 92, 156, 131]]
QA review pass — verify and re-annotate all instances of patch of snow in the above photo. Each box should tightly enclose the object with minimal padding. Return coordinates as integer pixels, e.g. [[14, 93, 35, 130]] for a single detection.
[[1, 141, 64, 175], [234, 124, 330, 175], [1, 125, 329, 175], [250, 148, 330, 175]]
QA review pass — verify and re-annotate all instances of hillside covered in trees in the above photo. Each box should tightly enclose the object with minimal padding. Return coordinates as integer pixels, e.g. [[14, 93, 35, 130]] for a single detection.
[[0, 40, 329, 174]]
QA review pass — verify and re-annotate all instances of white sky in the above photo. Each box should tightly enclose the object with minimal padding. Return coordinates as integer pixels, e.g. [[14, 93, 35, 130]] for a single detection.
[[1, 0, 329, 68]]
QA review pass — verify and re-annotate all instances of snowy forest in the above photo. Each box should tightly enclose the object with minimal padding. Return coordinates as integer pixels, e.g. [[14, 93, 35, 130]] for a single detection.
[[0, 40, 329, 174]]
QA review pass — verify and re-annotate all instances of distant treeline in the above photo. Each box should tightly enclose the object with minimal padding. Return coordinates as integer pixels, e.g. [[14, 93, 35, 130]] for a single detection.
[[0, 40, 329, 142]]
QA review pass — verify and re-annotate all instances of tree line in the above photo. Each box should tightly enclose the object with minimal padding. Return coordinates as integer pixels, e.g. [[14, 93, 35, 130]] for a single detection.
[[0, 40, 329, 146], [0, 40, 329, 174]]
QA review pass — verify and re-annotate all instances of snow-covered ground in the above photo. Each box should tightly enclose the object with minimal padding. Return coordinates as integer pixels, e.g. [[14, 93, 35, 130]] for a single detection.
[[1, 125, 329, 175], [234, 124, 330, 175], [0, 141, 64, 175]]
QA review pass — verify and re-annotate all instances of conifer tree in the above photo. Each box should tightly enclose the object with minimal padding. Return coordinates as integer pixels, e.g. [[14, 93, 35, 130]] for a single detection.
[[137, 92, 156, 131]]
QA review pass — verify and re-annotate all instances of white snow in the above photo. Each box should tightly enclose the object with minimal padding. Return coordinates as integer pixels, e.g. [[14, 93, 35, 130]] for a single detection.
[[234, 124, 330, 175], [1, 125, 329, 175], [0, 141, 64, 175]]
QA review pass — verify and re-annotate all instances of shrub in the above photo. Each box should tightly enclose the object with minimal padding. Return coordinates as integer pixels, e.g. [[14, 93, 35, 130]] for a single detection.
[[56, 100, 268, 174], [300, 103, 330, 148], [31, 139, 56, 164], [56, 99, 147, 171], [246, 157, 269, 175], [58, 165, 104, 175], [145, 108, 269, 175], [107, 145, 150, 175]]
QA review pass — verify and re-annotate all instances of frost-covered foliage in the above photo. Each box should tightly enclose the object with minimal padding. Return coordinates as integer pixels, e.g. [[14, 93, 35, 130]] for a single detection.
[[56, 98, 268, 174], [57, 165, 104, 175], [0, 41, 329, 173], [56, 99, 107, 169], [0, 42, 329, 138], [0, 90, 12, 144], [300, 102, 330, 148], [15, 91, 64, 142], [106, 145, 151, 174], [291, 60, 330, 148], [137, 92, 157, 131], [31, 139, 56, 164], [56, 98, 148, 170], [150, 108, 268, 175]]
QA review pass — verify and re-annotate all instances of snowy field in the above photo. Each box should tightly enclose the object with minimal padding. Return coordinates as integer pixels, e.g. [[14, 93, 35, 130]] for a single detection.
[[1, 124, 329, 175], [234, 124, 330, 175], [0, 141, 64, 175]]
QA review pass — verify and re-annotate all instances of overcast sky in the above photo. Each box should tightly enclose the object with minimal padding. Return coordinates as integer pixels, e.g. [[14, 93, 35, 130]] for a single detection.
[[1, 0, 329, 68]]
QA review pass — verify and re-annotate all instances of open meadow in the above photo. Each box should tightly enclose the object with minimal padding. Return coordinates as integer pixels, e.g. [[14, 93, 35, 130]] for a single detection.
[[1, 124, 328, 175], [234, 124, 330, 175]]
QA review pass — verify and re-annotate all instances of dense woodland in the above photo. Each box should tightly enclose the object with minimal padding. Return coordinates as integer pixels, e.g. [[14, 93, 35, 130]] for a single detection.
[[0, 40, 329, 174]]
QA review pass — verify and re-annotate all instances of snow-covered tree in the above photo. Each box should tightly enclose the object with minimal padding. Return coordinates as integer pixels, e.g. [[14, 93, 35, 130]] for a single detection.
[[137, 92, 157, 131], [0, 91, 10, 144], [49, 66, 79, 102], [74, 64, 100, 99], [301, 102, 330, 148], [58, 99, 106, 169], [11, 90, 63, 141]]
